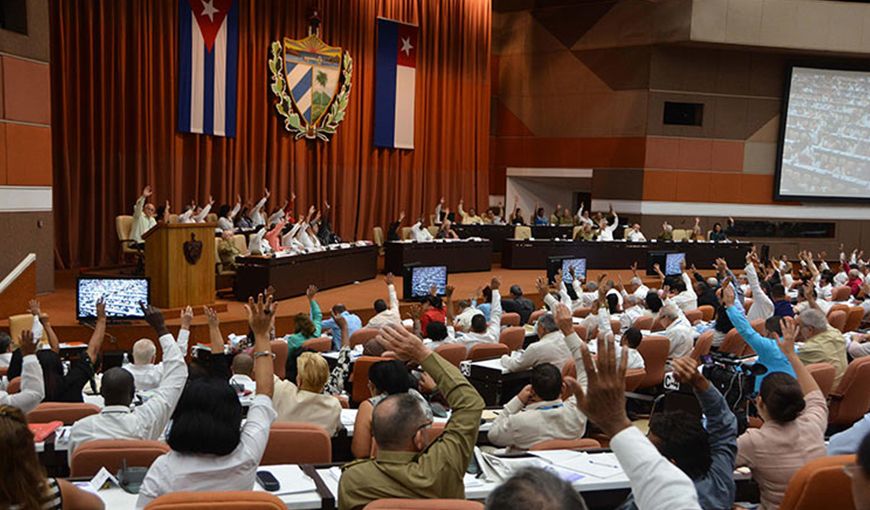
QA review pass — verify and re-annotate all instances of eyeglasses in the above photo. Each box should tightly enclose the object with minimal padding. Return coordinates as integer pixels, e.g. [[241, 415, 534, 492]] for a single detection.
[[416, 420, 434, 434]]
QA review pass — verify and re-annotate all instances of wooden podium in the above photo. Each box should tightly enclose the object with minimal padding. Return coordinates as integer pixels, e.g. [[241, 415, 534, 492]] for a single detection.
[[143, 223, 216, 308]]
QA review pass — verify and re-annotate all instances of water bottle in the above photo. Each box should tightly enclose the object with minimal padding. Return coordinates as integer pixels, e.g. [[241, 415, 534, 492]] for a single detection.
[[122, 352, 130, 366]]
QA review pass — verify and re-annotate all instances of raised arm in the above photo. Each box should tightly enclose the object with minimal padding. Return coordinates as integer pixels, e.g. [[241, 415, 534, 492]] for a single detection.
[[133, 186, 151, 219], [247, 293, 276, 398], [4, 330, 45, 413], [30, 300, 59, 353], [194, 196, 214, 222], [444, 285, 456, 324], [778, 317, 820, 396], [385, 273, 399, 312], [86, 299, 107, 361]]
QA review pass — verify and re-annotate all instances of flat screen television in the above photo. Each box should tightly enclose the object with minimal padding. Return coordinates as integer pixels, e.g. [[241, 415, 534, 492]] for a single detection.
[[76, 276, 150, 321], [664, 253, 686, 276], [402, 265, 448, 301], [547, 257, 587, 284]]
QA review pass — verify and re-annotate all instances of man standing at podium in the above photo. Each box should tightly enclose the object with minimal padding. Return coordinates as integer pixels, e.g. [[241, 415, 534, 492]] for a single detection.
[[131, 185, 157, 249]]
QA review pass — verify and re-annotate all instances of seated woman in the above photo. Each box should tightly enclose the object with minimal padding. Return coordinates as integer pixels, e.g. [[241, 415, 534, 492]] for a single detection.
[[509, 207, 526, 226], [736, 317, 827, 510], [434, 219, 459, 240], [351, 360, 416, 458], [0, 405, 104, 509], [273, 352, 342, 436], [136, 294, 277, 508], [283, 286, 324, 380], [708, 222, 728, 241]]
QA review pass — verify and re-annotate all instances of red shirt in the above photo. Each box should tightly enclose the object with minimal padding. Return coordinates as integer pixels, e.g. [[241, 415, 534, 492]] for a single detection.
[[420, 308, 446, 336], [848, 277, 862, 296]]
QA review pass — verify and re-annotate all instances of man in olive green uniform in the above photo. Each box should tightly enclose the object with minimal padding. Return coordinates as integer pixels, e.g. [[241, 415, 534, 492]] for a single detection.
[[338, 323, 485, 510]]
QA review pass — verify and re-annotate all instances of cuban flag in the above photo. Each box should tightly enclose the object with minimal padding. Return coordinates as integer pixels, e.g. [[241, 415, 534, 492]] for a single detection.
[[177, 0, 238, 137], [374, 19, 417, 150]]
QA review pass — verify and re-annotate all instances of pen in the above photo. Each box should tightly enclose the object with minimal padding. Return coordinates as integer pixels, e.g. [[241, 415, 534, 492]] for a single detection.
[[587, 458, 620, 469]]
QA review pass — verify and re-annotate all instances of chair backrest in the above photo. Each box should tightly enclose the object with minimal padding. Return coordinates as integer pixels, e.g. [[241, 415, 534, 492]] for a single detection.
[[778, 455, 856, 510], [828, 310, 847, 333], [270, 339, 288, 380], [115, 215, 133, 241], [844, 306, 864, 333], [500, 312, 520, 327], [691, 331, 714, 361], [8, 314, 32, 348], [232, 234, 247, 253], [261, 422, 331, 465], [828, 303, 850, 317], [499, 327, 525, 352], [434, 343, 467, 367], [636, 336, 670, 389], [27, 403, 101, 425], [650, 316, 665, 332], [145, 492, 286, 510], [6, 377, 21, 394], [684, 309, 703, 325], [718, 328, 748, 356], [364, 499, 484, 510], [528, 309, 547, 324], [632, 315, 653, 331], [698, 304, 715, 322], [572, 226, 582, 239], [529, 438, 601, 451], [572, 307, 591, 319], [831, 285, 852, 302], [206, 213, 218, 224], [671, 229, 688, 241], [467, 343, 509, 361], [513, 225, 531, 240], [828, 356, 870, 426], [372, 226, 384, 247], [167, 214, 179, 224], [624, 368, 647, 391], [401, 227, 413, 240], [427, 226, 439, 237], [301, 337, 332, 353], [572, 324, 588, 341], [806, 363, 836, 399], [349, 328, 381, 348], [70, 439, 170, 477], [350, 356, 390, 405]]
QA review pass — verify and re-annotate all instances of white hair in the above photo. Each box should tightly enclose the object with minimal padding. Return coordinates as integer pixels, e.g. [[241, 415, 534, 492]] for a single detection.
[[630, 276, 642, 286], [660, 304, 680, 321], [132, 338, 157, 365], [799, 309, 828, 332], [706, 277, 719, 288]]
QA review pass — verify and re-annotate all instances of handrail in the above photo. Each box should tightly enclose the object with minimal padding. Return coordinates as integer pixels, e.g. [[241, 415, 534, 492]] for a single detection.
[[0, 253, 36, 295]]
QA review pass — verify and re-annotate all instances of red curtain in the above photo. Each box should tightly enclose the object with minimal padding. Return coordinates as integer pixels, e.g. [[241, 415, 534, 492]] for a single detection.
[[50, 0, 491, 268]]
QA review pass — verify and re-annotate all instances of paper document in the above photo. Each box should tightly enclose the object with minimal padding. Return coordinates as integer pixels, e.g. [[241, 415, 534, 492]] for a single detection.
[[253, 465, 316, 495]]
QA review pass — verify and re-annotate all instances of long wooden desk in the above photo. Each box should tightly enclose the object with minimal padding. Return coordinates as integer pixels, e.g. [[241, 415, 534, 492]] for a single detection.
[[234, 245, 378, 300], [452, 225, 574, 252], [502, 239, 752, 270], [384, 240, 493, 275]]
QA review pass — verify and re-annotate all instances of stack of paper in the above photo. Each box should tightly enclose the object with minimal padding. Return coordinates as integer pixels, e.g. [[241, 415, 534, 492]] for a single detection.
[[252, 465, 316, 495]]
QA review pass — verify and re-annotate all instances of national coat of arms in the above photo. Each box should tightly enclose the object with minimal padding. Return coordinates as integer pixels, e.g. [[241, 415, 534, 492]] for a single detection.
[[269, 19, 352, 141], [183, 233, 203, 265]]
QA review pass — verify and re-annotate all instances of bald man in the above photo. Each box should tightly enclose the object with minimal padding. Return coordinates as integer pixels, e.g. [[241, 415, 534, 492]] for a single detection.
[[230, 353, 256, 394]]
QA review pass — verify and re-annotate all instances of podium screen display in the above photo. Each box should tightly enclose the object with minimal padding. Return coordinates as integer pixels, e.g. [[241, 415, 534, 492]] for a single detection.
[[77, 277, 150, 320], [404, 265, 448, 300]]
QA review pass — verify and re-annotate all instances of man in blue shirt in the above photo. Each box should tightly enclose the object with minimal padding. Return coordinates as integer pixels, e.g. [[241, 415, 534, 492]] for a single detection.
[[829, 412, 870, 455], [322, 304, 362, 351], [722, 285, 795, 392]]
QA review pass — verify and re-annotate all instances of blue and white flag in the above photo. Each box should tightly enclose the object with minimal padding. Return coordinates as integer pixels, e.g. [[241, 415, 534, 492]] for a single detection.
[[177, 0, 238, 137], [374, 18, 417, 150]]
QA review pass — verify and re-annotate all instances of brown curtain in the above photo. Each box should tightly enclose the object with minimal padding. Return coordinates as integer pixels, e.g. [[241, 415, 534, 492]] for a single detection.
[[50, 0, 491, 268]]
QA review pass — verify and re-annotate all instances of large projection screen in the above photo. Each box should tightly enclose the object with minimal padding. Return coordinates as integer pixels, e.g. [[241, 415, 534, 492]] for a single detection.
[[775, 66, 870, 202]]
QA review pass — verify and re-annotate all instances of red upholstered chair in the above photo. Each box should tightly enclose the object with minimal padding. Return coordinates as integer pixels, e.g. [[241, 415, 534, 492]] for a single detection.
[[778, 455, 856, 510], [684, 309, 703, 325], [624, 368, 646, 391], [261, 422, 331, 465], [364, 500, 483, 510], [828, 303, 850, 318], [500, 313, 520, 327], [70, 439, 170, 477], [831, 286, 852, 302], [805, 363, 836, 399], [467, 343, 509, 361], [301, 337, 332, 353], [632, 316, 653, 331], [270, 339, 288, 380], [145, 492, 286, 510], [350, 356, 390, 406], [349, 328, 381, 348], [529, 438, 601, 451], [27, 403, 101, 425], [691, 331, 714, 361], [828, 357, 870, 427], [434, 343, 467, 368], [844, 306, 864, 333], [698, 305, 715, 322], [499, 327, 525, 352], [528, 309, 547, 324], [635, 336, 669, 390], [828, 310, 847, 334], [650, 317, 665, 332]]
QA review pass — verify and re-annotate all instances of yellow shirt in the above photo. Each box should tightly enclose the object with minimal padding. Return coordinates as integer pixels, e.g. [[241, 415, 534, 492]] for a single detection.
[[798, 326, 848, 386]]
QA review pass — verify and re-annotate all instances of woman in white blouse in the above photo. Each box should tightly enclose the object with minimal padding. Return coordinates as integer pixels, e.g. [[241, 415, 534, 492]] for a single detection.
[[272, 352, 342, 435], [136, 295, 278, 508]]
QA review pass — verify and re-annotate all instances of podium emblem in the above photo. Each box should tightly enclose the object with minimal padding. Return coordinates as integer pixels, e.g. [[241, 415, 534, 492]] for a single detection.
[[183, 233, 203, 265]]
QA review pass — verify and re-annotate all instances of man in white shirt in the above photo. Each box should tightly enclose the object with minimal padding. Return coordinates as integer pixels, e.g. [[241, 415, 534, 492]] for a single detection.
[[657, 263, 698, 312], [501, 312, 572, 372], [69, 305, 188, 455], [625, 223, 646, 242], [216, 197, 241, 232], [744, 253, 774, 322], [367, 273, 402, 328], [0, 332, 12, 370], [247, 226, 271, 256], [0, 330, 45, 413], [487, 363, 586, 450], [596, 207, 618, 241], [658, 304, 693, 358], [619, 295, 646, 332], [248, 189, 270, 227], [452, 280, 503, 349], [179, 196, 214, 224], [229, 353, 256, 394], [410, 219, 433, 242], [130, 185, 157, 246], [123, 307, 191, 392]]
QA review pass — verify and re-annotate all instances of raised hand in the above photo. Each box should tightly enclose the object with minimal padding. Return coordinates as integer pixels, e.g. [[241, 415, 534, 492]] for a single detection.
[[245, 293, 277, 339], [535, 276, 549, 296], [204, 306, 220, 328], [377, 324, 430, 363], [554, 303, 573, 335], [671, 356, 707, 391], [19, 330, 36, 356], [143, 185, 153, 197], [564, 334, 630, 437], [306, 285, 318, 300], [775, 317, 799, 358], [141, 302, 168, 336], [95, 298, 106, 322], [385, 272, 395, 286], [445, 285, 455, 298], [490, 276, 501, 291], [264, 188, 271, 199], [333, 313, 347, 329], [28, 299, 42, 318], [208, 195, 215, 206], [407, 303, 422, 320], [180, 305, 194, 330], [721, 283, 735, 307], [517, 384, 534, 405]]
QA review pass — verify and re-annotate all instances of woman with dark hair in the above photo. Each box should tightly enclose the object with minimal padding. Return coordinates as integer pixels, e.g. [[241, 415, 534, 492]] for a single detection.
[[708, 222, 727, 242], [533, 207, 549, 226], [645, 292, 664, 315], [735, 317, 827, 510], [351, 359, 416, 458], [136, 294, 277, 507], [510, 207, 526, 226], [0, 405, 104, 509]]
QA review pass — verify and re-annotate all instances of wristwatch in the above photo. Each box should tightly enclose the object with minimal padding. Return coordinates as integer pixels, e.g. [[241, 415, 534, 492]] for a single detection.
[[253, 351, 275, 359]]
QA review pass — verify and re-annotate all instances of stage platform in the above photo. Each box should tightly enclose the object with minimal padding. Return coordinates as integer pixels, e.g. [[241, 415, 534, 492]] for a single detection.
[[0, 265, 722, 353]]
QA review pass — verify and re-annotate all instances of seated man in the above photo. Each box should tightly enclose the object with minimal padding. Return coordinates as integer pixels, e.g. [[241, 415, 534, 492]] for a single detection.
[[654, 262, 698, 312], [123, 307, 191, 392], [322, 304, 362, 351], [796, 308, 848, 386], [338, 324, 484, 509], [229, 353, 257, 394], [217, 230, 245, 272], [0, 330, 44, 413], [657, 304, 694, 359], [618, 357, 737, 510], [410, 218, 433, 242], [366, 273, 402, 329], [457, 200, 484, 225], [69, 305, 188, 454], [487, 363, 585, 450], [625, 222, 646, 242], [771, 283, 795, 318], [448, 278, 503, 349], [501, 312, 571, 372], [486, 467, 586, 510], [501, 285, 535, 325]]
